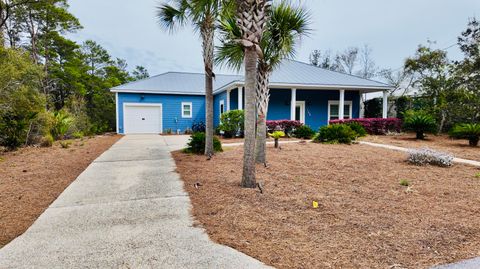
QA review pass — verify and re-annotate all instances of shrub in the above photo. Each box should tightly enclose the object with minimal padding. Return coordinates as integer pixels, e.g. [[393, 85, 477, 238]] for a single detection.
[[40, 134, 54, 147], [269, 131, 285, 148], [449, 123, 480, 147], [218, 110, 244, 138], [185, 132, 222, 154], [399, 179, 410, 186], [364, 98, 382, 118], [266, 120, 303, 136], [403, 110, 437, 140], [314, 124, 358, 144], [72, 131, 84, 139], [395, 96, 412, 119], [293, 125, 315, 139], [0, 112, 37, 150], [60, 140, 72, 149], [191, 121, 206, 133], [345, 122, 367, 137], [330, 118, 402, 135], [407, 148, 453, 167], [50, 110, 74, 140]]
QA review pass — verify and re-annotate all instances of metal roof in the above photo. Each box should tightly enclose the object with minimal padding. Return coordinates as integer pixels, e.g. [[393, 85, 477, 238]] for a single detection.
[[111, 60, 392, 94]]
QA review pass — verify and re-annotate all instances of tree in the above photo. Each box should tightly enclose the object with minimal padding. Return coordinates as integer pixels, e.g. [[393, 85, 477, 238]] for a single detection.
[[132, 65, 150, 81], [309, 49, 339, 71], [453, 18, 480, 123], [235, 0, 271, 188], [335, 47, 358, 75], [217, 1, 309, 164], [157, 0, 227, 156], [405, 45, 452, 132], [356, 44, 377, 79]]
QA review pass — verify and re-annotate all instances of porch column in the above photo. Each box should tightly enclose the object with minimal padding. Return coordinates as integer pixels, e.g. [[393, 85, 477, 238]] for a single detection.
[[226, 89, 231, 111], [238, 87, 243, 110], [339, 89, 345, 120], [290, 88, 297, 120], [382, 90, 388, 118], [359, 91, 365, 118]]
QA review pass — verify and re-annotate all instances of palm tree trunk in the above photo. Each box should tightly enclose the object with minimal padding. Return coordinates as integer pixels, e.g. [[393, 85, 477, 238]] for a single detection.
[[202, 26, 215, 156], [241, 47, 258, 188], [255, 66, 270, 164]]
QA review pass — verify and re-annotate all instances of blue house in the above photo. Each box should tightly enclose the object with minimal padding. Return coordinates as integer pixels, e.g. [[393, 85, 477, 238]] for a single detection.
[[111, 60, 392, 134]]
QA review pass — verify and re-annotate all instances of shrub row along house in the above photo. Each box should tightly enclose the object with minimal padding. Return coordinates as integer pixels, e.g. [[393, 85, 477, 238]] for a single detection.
[[111, 60, 393, 134]]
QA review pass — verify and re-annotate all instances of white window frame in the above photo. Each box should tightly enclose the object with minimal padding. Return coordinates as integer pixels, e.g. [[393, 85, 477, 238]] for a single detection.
[[328, 100, 352, 121], [181, 102, 192, 118]]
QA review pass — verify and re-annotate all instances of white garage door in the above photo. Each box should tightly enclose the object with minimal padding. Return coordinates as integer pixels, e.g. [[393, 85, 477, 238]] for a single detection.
[[124, 104, 162, 134]]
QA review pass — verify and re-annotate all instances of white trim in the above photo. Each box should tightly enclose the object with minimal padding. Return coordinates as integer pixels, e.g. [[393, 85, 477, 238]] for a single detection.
[[122, 102, 163, 134], [181, 102, 193, 118], [212, 81, 393, 95], [328, 100, 353, 122], [238, 87, 243, 110], [339, 89, 345, 120], [290, 88, 297, 120], [359, 91, 365, 118], [382, 90, 388, 118], [110, 89, 205, 95], [115, 92, 119, 133], [226, 89, 231, 111], [295, 101, 306, 124], [219, 99, 225, 118]]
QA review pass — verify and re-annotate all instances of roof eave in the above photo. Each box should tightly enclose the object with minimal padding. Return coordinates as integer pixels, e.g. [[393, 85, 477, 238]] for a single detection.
[[110, 89, 205, 95], [213, 81, 394, 94]]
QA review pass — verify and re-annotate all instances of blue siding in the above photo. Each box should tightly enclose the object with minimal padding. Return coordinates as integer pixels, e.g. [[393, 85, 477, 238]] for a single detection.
[[117, 93, 205, 134], [117, 89, 360, 134], [267, 89, 360, 131], [230, 88, 239, 110], [213, 91, 227, 126]]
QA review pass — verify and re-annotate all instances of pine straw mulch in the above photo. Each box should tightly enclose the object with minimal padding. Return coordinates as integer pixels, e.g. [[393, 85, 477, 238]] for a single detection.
[[0, 134, 121, 248], [173, 142, 480, 269], [362, 134, 480, 161]]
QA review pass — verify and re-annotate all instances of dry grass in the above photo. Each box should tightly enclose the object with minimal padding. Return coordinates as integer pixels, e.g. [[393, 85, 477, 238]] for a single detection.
[[0, 134, 121, 247], [362, 133, 479, 161], [173, 142, 480, 269]]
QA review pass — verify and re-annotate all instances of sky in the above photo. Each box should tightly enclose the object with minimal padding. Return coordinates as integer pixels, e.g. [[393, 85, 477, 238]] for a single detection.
[[68, 0, 479, 77]]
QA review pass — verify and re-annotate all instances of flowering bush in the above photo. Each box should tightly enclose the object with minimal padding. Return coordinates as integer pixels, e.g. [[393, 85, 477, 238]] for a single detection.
[[329, 118, 402, 135], [266, 120, 303, 136], [407, 148, 453, 167]]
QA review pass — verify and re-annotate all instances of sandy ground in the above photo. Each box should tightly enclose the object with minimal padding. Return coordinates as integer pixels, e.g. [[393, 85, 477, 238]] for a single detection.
[[0, 134, 121, 247], [362, 134, 480, 161], [173, 142, 480, 269]]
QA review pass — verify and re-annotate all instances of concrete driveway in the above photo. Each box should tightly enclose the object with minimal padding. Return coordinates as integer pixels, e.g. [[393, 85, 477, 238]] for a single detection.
[[0, 135, 269, 269]]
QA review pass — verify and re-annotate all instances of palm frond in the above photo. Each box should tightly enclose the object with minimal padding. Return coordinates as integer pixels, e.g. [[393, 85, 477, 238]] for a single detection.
[[156, 0, 190, 32]]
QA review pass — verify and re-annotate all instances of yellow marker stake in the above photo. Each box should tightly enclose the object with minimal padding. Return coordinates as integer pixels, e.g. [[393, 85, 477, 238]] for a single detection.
[[312, 201, 319, 208]]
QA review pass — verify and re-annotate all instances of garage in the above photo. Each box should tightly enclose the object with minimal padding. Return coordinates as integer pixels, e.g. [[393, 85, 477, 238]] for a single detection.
[[123, 103, 162, 134]]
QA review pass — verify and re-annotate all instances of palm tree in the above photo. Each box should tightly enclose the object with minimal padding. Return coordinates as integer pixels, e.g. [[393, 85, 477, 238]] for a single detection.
[[157, 0, 227, 156], [217, 1, 310, 164], [234, 0, 270, 188]]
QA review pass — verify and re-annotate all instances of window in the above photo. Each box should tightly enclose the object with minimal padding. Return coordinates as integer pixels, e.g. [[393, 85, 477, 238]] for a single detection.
[[328, 101, 352, 121], [220, 100, 225, 116], [182, 102, 192, 118]]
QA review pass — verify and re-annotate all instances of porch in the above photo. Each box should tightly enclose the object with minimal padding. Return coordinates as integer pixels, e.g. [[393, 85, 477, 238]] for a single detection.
[[216, 87, 389, 130]]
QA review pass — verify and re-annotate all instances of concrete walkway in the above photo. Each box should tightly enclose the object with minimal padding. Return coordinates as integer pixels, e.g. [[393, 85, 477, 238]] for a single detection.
[[0, 135, 269, 269], [359, 141, 480, 167]]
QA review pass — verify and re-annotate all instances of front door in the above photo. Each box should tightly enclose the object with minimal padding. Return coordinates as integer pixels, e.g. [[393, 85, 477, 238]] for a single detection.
[[295, 101, 305, 124]]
